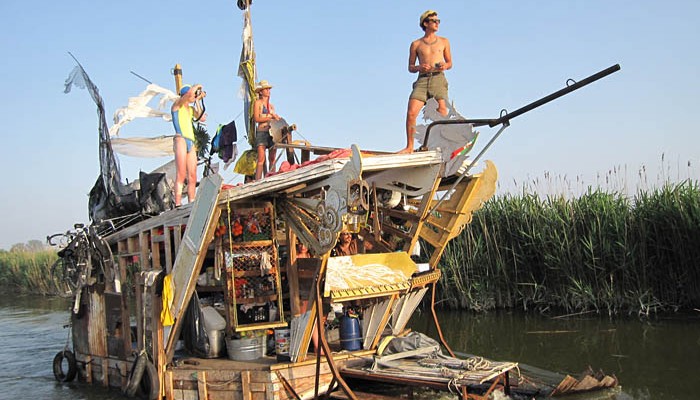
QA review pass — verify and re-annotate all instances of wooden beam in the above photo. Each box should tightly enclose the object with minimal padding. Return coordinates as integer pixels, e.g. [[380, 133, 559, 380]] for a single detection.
[[197, 371, 208, 400], [242, 371, 251, 400], [287, 228, 301, 316], [151, 228, 161, 271], [140, 231, 150, 270], [164, 225, 173, 273]]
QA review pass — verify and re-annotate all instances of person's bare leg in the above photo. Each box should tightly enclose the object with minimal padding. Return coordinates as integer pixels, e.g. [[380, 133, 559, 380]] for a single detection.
[[436, 98, 448, 117], [185, 147, 198, 203], [268, 147, 277, 174], [173, 137, 187, 206], [401, 98, 425, 153], [255, 145, 266, 181]]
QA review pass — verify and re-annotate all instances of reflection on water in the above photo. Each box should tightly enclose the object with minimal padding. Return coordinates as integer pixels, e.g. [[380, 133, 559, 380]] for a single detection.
[[409, 309, 700, 400], [0, 295, 123, 400], [1, 294, 698, 399]]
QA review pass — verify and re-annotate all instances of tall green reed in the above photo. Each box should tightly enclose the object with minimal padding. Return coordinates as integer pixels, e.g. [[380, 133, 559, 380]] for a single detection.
[[437, 180, 700, 316], [0, 249, 57, 295]]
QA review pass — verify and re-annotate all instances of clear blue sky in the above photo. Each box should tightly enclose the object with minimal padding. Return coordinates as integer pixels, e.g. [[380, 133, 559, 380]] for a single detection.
[[1, 1, 698, 250]]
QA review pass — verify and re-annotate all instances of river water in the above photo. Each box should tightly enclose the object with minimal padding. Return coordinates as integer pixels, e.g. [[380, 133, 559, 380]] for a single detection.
[[1, 294, 698, 399]]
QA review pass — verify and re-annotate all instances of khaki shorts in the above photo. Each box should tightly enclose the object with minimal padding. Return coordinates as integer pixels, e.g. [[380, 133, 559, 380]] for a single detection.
[[409, 72, 449, 103]]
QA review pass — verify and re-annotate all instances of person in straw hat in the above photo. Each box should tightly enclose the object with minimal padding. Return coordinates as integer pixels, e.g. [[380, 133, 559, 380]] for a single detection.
[[401, 10, 452, 154], [253, 80, 281, 180]]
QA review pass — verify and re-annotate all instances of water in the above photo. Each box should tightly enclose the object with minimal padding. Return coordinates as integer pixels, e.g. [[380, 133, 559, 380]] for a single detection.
[[409, 309, 700, 399], [1, 295, 698, 399], [0, 295, 120, 400]]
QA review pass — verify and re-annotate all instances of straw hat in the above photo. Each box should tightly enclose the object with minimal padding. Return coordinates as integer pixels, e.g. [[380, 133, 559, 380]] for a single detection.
[[255, 80, 273, 92], [419, 10, 437, 27]]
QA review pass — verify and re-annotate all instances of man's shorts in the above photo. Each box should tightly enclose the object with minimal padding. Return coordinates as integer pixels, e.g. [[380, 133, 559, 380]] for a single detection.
[[255, 129, 274, 148], [409, 72, 449, 103]]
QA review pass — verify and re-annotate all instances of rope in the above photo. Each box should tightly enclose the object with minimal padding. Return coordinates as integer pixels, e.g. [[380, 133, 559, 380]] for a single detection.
[[463, 356, 491, 371]]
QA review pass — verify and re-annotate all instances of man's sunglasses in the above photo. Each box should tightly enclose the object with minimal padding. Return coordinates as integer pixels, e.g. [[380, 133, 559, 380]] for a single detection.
[[427, 18, 441, 24]]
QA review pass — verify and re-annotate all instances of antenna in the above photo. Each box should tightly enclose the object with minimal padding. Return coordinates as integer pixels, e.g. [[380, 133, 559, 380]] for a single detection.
[[130, 70, 152, 84]]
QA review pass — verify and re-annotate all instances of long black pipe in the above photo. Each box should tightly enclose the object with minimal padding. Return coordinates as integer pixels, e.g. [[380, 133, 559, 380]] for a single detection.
[[420, 64, 620, 150]]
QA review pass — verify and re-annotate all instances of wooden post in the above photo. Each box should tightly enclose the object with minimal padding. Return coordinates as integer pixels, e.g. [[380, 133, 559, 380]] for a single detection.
[[173, 63, 183, 94], [164, 225, 173, 273], [165, 370, 174, 400], [140, 231, 150, 271], [287, 228, 301, 316], [102, 357, 109, 387], [151, 227, 161, 271], [197, 371, 208, 400], [242, 371, 251, 400]]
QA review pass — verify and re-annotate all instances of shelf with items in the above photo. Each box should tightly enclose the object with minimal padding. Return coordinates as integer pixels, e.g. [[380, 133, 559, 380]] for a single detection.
[[216, 200, 286, 333]]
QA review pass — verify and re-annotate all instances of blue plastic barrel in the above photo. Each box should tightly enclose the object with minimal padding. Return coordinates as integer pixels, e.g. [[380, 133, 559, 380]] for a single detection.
[[339, 315, 362, 351]]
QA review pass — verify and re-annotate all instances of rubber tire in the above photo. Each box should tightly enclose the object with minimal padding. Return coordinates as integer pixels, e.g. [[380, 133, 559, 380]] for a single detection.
[[53, 350, 78, 382], [124, 353, 147, 397], [125, 354, 159, 399], [136, 360, 159, 400]]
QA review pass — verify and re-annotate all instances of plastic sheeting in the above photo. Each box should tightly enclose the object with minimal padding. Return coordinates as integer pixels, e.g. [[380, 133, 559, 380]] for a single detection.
[[182, 293, 212, 358], [109, 83, 178, 137], [65, 62, 175, 222], [111, 135, 175, 158]]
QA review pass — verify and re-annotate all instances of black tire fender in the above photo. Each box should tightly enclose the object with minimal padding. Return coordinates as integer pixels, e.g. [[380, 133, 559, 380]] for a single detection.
[[53, 350, 78, 382], [139, 360, 160, 400], [124, 352, 147, 397], [125, 353, 159, 399]]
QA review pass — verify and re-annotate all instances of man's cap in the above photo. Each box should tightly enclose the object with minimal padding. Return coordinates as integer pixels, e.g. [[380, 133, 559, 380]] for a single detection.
[[179, 84, 192, 96], [419, 10, 437, 26], [255, 80, 273, 91]]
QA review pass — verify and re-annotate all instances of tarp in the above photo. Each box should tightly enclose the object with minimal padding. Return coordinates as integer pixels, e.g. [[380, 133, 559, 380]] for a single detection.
[[238, 4, 257, 147], [109, 83, 178, 137], [64, 58, 174, 221], [324, 252, 418, 296]]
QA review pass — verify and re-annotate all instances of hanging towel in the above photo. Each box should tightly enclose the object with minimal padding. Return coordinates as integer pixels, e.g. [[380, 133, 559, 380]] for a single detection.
[[161, 274, 175, 326]]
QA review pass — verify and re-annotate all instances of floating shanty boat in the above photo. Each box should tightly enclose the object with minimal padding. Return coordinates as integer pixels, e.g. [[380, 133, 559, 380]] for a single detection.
[[50, 3, 621, 400]]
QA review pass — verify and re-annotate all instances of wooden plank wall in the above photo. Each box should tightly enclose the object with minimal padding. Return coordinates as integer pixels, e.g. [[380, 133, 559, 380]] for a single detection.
[[166, 361, 336, 400]]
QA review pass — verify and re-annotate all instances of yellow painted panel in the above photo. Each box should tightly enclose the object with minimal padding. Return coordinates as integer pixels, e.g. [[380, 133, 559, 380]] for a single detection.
[[324, 252, 417, 296]]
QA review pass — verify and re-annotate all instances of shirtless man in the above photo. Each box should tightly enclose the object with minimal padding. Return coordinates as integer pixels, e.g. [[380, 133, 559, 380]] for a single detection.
[[253, 80, 281, 180], [401, 10, 452, 154]]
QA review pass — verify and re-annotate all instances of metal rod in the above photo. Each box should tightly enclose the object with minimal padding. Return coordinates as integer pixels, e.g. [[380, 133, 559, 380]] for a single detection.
[[488, 64, 620, 127], [430, 281, 456, 358], [420, 64, 621, 149], [130, 70, 153, 84]]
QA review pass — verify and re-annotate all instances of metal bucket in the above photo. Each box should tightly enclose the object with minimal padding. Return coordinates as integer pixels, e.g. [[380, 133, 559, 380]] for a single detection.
[[226, 337, 263, 361], [208, 329, 225, 358], [275, 328, 291, 361]]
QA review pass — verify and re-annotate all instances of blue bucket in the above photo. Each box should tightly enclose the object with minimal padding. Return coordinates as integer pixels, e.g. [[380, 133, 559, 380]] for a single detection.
[[339, 315, 362, 351]]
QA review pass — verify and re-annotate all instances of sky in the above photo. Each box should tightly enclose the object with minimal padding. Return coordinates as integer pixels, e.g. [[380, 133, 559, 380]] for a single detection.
[[1, 0, 698, 250]]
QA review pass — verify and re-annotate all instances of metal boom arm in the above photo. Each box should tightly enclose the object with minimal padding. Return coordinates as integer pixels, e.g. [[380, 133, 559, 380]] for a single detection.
[[420, 64, 621, 150]]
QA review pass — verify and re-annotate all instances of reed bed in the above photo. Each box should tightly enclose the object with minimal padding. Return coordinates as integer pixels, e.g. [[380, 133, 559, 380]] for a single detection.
[[436, 180, 700, 316], [0, 249, 57, 295]]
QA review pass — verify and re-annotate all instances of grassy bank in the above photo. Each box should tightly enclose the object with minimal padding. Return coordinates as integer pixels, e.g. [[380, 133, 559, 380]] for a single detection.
[[437, 180, 700, 316], [0, 249, 57, 295]]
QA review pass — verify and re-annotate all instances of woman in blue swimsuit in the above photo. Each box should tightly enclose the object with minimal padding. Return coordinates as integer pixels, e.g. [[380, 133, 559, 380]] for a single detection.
[[171, 83, 206, 206]]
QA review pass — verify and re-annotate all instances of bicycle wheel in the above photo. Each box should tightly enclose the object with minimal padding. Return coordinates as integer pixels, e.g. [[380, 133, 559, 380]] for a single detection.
[[50, 258, 80, 298]]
